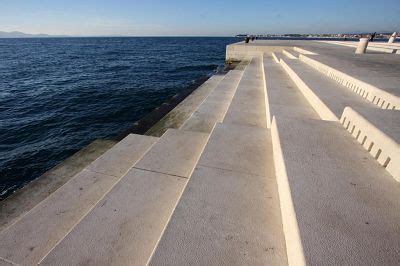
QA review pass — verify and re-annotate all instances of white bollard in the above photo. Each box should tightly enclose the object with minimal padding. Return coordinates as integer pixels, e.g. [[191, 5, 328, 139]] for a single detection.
[[388, 32, 397, 43], [355, 38, 369, 54]]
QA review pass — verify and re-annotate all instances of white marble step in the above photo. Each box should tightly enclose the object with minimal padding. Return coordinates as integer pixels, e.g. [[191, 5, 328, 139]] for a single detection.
[[263, 54, 318, 128], [181, 69, 243, 133], [282, 49, 298, 59], [271, 116, 400, 265], [40, 129, 210, 266], [223, 56, 267, 128], [281, 58, 378, 120], [149, 123, 287, 265], [299, 54, 400, 109], [146, 74, 225, 136], [340, 107, 400, 181], [0, 134, 158, 265]]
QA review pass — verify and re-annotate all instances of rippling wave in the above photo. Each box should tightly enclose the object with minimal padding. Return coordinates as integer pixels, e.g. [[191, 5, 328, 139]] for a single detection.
[[0, 37, 237, 199]]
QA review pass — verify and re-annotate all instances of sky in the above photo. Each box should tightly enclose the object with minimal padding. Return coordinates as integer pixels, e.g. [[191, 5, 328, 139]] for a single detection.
[[0, 0, 399, 36]]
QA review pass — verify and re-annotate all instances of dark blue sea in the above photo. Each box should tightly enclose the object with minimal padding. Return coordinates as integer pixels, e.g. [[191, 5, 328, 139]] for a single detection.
[[0, 37, 237, 199]]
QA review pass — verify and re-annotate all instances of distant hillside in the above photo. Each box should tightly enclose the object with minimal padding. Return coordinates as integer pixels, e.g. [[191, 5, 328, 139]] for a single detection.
[[0, 31, 66, 38]]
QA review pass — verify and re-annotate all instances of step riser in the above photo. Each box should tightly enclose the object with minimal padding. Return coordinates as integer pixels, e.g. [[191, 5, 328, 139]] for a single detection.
[[293, 47, 318, 55], [282, 49, 297, 59], [180, 70, 244, 133], [146, 74, 225, 137], [271, 117, 306, 266], [223, 56, 267, 128], [280, 58, 338, 121], [270, 115, 400, 265], [340, 107, 400, 181], [0, 134, 158, 265], [40, 129, 210, 266], [299, 54, 400, 110], [149, 123, 288, 265], [263, 54, 319, 129]]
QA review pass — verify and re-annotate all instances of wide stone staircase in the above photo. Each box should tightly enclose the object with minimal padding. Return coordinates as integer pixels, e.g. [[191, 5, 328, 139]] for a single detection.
[[0, 47, 399, 265]]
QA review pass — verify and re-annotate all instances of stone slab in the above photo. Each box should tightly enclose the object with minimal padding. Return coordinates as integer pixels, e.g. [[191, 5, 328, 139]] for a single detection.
[[41, 128, 211, 265], [0, 169, 119, 265], [340, 107, 400, 180], [86, 134, 158, 177], [281, 58, 377, 119], [197, 123, 271, 177], [0, 140, 116, 232], [40, 169, 187, 266], [146, 75, 224, 137], [181, 70, 243, 133], [135, 129, 209, 178], [263, 54, 318, 127], [150, 122, 287, 265], [272, 116, 400, 265], [224, 56, 267, 127], [0, 134, 158, 265]]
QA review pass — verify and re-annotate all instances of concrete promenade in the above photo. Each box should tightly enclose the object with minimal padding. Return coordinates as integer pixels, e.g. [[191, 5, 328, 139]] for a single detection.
[[0, 40, 399, 265]]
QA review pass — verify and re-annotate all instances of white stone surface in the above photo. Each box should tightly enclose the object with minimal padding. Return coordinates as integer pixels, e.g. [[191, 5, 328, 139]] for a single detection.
[[150, 123, 287, 265], [271, 116, 400, 265], [341, 107, 400, 181], [263, 54, 318, 127], [281, 57, 378, 119], [146, 74, 224, 136], [293, 46, 318, 55], [135, 129, 209, 177], [224, 56, 267, 128], [282, 49, 297, 59], [41, 169, 187, 266], [86, 134, 158, 177], [280, 58, 338, 121], [299, 54, 400, 109], [39, 129, 209, 265], [0, 134, 157, 265], [181, 70, 243, 133]]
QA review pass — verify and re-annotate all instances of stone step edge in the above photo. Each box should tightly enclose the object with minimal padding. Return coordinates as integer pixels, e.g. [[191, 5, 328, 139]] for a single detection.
[[0, 139, 117, 232], [293, 47, 318, 55], [143, 130, 213, 265], [340, 107, 400, 181], [270, 116, 306, 266], [145, 74, 225, 137], [299, 54, 400, 110], [40, 129, 211, 266], [282, 49, 298, 59], [280, 58, 338, 121], [179, 68, 245, 131], [271, 52, 280, 63], [1, 135, 158, 235]]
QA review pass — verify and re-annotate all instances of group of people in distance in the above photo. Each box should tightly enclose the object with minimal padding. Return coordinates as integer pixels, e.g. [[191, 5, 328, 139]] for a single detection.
[[245, 36, 256, 43]]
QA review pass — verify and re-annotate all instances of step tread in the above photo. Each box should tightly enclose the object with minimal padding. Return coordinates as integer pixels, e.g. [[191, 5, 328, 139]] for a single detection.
[[0, 134, 158, 265], [263, 54, 318, 125], [135, 129, 210, 177], [149, 123, 287, 265], [302, 53, 400, 98], [223, 56, 267, 128], [146, 74, 225, 137], [0, 139, 116, 232], [40, 129, 209, 266], [282, 58, 377, 118], [282, 49, 299, 59], [273, 116, 400, 265], [181, 70, 243, 133]]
